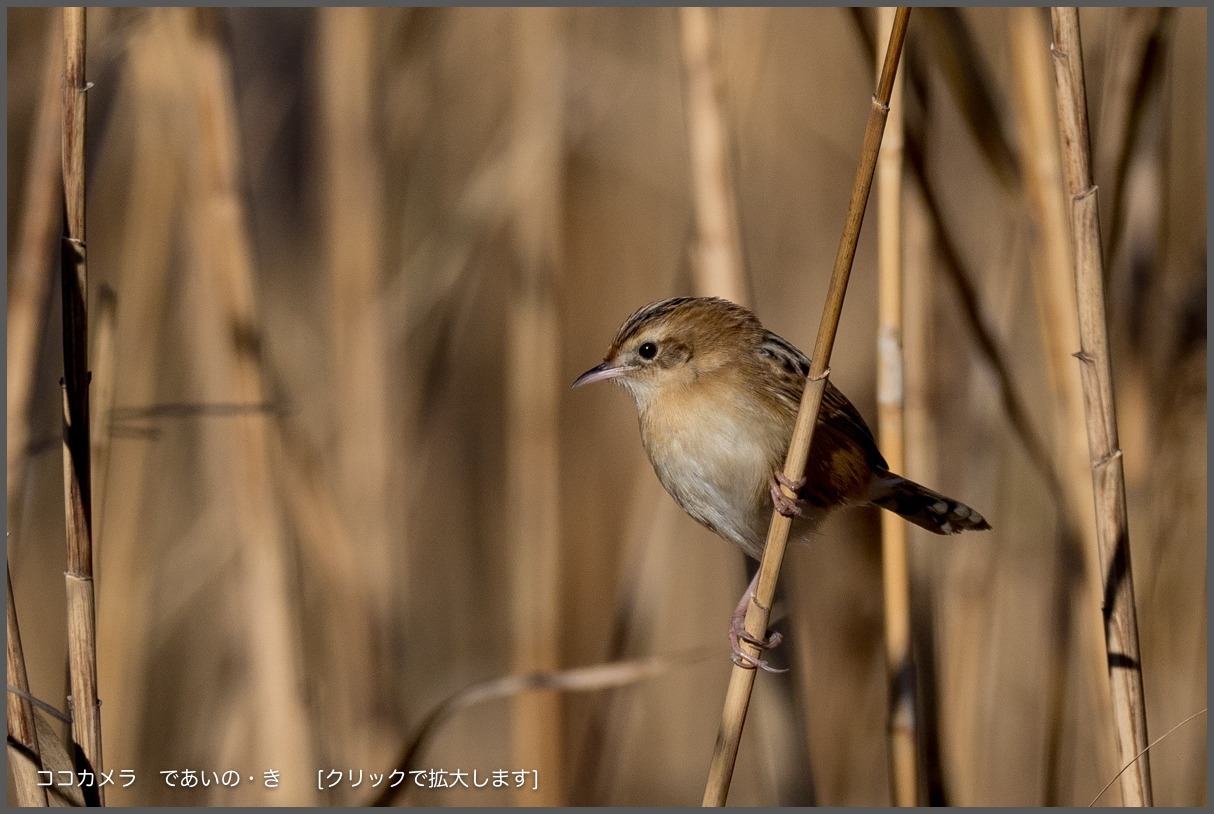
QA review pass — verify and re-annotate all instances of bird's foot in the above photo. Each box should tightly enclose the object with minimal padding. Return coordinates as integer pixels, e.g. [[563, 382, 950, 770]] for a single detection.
[[769, 471, 807, 518], [730, 589, 787, 673]]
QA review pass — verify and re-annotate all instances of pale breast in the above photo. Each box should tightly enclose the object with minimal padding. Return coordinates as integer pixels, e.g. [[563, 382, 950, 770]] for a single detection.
[[640, 389, 778, 557]]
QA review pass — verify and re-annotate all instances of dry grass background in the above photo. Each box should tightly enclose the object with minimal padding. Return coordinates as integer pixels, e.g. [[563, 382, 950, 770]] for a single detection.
[[6, 6, 1206, 806]]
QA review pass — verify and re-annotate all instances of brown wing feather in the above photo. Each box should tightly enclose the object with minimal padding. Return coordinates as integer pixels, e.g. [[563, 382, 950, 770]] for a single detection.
[[757, 330, 887, 506]]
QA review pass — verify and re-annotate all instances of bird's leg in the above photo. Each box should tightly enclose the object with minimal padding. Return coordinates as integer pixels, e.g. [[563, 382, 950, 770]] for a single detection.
[[729, 570, 787, 673], [769, 470, 807, 518]]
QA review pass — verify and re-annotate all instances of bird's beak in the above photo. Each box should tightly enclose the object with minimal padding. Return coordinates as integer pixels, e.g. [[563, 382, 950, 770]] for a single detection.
[[572, 361, 633, 388]]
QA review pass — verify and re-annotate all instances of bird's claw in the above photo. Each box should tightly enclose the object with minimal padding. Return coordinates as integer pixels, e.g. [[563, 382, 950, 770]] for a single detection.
[[729, 608, 788, 673], [769, 471, 806, 518]]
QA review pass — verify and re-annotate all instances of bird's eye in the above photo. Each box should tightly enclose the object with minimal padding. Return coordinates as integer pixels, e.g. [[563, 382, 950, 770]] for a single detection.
[[638, 341, 659, 360]]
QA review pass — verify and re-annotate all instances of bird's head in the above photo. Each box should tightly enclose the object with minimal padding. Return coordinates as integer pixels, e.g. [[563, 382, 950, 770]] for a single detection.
[[572, 297, 763, 404]]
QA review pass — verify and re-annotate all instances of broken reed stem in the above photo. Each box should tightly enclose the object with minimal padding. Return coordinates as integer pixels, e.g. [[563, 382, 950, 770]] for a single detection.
[[701, 8, 911, 805], [7, 568, 49, 806], [874, 6, 916, 806], [60, 7, 104, 799], [1049, 8, 1152, 807], [678, 6, 751, 306]]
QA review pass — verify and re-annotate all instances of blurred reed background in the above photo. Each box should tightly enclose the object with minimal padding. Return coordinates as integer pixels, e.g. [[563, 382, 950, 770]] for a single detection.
[[6, 6, 1205, 806]]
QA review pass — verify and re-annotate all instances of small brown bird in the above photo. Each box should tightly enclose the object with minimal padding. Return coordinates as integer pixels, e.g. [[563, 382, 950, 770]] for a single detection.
[[574, 296, 990, 669]]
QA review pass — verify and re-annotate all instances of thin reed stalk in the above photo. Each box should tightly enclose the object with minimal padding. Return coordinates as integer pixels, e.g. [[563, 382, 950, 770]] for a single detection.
[[186, 9, 315, 802], [317, 6, 394, 642], [677, 6, 750, 306], [507, 7, 567, 804], [8, 22, 61, 524], [59, 8, 104, 798], [1008, 8, 1117, 801], [678, 7, 814, 803], [1049, 8, 1152, 806], [7, 568, 49, 806], [90, 285, 118, 546], [94, 10, 186, 775], [702, 9, 911, 804], [874, 6, 916, 806]]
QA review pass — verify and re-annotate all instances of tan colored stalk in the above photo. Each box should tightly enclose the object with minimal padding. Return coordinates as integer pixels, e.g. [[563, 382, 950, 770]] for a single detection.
[[59, 8, 104, 797], [95, 10, 185, 775], [702, 9, 911, 804], [317, 7, 393, 635], [8, 23, 61, 522], [678, 7, 811, 801], [508, 8, 567, 804], [874, 6, 916, 806], [7, 569, 49, 806], [90, 286, 118, 543], [1049, 8, 1152, 806], [1008, 7, 1117, 800], [678, 6, 750, 306], [186, 10, 315, 802]]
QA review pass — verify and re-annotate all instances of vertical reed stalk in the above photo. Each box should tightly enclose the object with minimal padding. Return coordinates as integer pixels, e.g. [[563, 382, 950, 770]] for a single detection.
[[678, 7, 813, 801], [508, 8, 567, 804], [7, 569, 49, 806], [94, 11, 185, 774], [8, 22, 61, 523], [316, 7, 392, 779], [317, 6, 394, 648], [187, 9, 315, 802], [1008, 8, 1117, 800], [1049, 8, 1152, 806], [874, 6, 916, 806], [90, 286, 118, 545], [677, 6, 750, 306], [59, 8, 104, 798], [703, 9, 911, 805]]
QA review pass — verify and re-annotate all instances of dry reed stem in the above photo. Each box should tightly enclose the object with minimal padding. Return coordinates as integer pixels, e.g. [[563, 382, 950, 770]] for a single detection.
[[850, 9, 1072, 528], [187, 9, 315, 802], [318, 7, 394, 635], [508, 7, 567, 804], [1049, 8, 1152, 806], [874, 6, 916, 806], [269, 411, 382, 801], [59, 8, 104, 798], [678, 8, 813, 802], [7, 23, 61, 523], [678, 7, 750, 306], [1008, 8, 1118, 801], [7, 568, 49, 806], [702, 9, 911, 805], [93, 11, 187, 775], [89, 285, 118, 546]]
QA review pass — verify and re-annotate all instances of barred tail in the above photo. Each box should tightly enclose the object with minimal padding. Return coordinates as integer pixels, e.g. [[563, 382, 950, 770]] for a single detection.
[[869, 475, 991, 535]]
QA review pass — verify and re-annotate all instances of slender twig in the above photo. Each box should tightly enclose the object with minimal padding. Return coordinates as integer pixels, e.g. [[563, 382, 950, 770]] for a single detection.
[[678, 6, 751, 306], [59, 8, 104, 800], [702, 9, 911, 805], [1088, 708, 1205, 807], [1050, 8, 1152, 806], [370, 647, 715, 807], [874, 6, 916, 805], [7, 568, 48, 806]]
